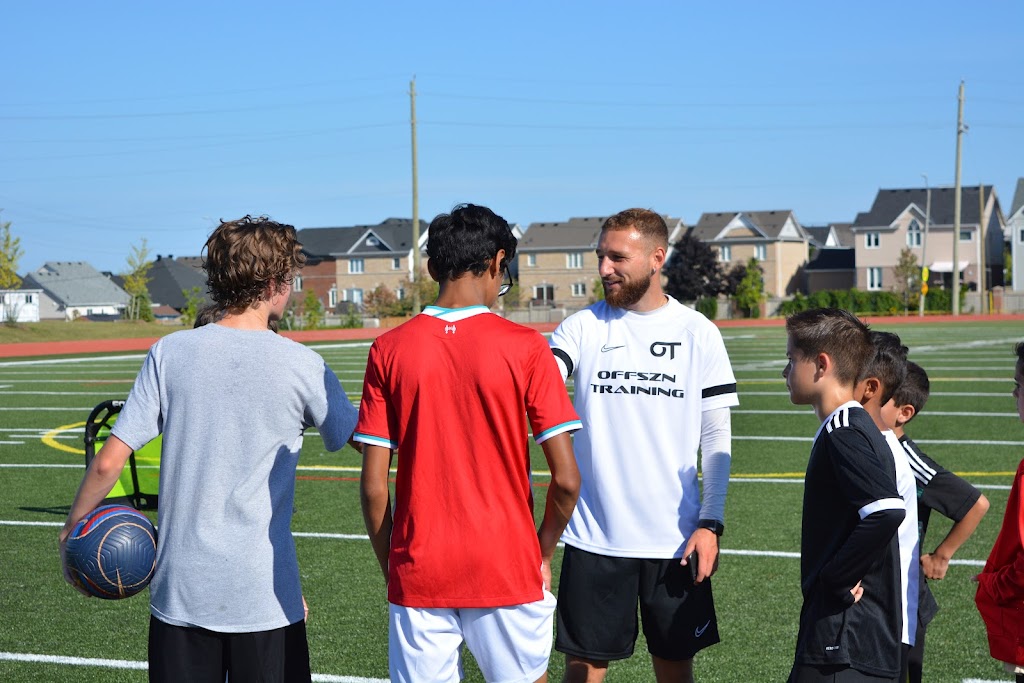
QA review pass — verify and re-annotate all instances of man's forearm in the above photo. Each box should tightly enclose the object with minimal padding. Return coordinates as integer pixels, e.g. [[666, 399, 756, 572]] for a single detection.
[[60, 436, 133, 541], [699, 408, 732, 522], [537, 433, 580, 560], [359, 445, 394, 580]]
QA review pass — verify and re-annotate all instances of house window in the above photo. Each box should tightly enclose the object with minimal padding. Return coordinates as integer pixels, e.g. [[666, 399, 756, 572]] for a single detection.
[[25, 294, 33, 304], [534, 285, 554, 302], [865, 232, 880, 249], [1019, 229, 1024, 244], [328, 286, 338, 308], [292, 275, 303, 292], [571, 282, 586, 297], [959, 230, 973, 242], [718, 246, 731, 262], [754, 244, 766, 261], [867, 267, 883, 291], [344, 288, 364, 305], [566, 252, 583, 269], [527, 254, 536, 267], [907, 220, 922, 248], [392, 257, 401, 270], [349, 259, 365, 274], [396, 287, 405, 300]]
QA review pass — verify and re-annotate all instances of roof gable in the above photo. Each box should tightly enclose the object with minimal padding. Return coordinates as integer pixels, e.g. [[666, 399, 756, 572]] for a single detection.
[[852, 186, 996, 229], [26, 261, 129, 307], [520, 215, 683, 251], [691, 210, 804, 242]]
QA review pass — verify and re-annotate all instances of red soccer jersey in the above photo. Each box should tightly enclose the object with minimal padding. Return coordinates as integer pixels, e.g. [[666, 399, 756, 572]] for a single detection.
[[354, 306, 581, 608], [976, 457, 1024, 666]]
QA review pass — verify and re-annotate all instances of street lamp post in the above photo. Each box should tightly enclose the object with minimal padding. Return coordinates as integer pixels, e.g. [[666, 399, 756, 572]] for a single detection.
[[919, 174, 931, 317]]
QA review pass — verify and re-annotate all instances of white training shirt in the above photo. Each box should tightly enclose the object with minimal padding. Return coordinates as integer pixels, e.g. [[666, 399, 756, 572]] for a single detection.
[[550, 296, 739, 558], [884, 429, 920, 646]]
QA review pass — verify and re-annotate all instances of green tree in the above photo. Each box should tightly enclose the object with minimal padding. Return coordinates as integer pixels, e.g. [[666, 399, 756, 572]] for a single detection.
[[591, 278, 605, 302], [364, 285, 401, 318], [892, 247, 920, 312], [733, 258, 765, 318], [179, 287, 205, 328], [1, 212, 24, 326], [302, 288, 324, 329], [395, 275, 439, 315], [122, 239, 154, 321], [664, 233, 724, 301]]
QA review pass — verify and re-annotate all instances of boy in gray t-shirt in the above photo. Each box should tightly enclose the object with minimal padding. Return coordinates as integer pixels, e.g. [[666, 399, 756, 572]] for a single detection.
[[59, 215, 358, 683]]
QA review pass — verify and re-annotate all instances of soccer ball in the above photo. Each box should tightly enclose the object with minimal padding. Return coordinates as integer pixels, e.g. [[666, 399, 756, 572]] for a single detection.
[[65, 504, 157, 599]]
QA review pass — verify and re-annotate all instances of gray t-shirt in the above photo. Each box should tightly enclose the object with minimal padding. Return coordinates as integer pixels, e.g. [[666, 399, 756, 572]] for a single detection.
[[112, 324, 358, 633]]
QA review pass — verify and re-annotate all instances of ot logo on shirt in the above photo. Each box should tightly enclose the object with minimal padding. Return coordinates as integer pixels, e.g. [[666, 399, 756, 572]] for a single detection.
[[444, 325, 456, 334], [650, 341, 681, 360]]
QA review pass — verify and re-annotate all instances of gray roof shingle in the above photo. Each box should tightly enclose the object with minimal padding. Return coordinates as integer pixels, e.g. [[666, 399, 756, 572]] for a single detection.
[[298, 218, 429, 257], [689, 210, 805, 242], [852, 186, 995, 229], [23, 262, 130, 307]]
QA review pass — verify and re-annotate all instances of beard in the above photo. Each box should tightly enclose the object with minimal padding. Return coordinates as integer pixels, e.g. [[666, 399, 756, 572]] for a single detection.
[[603, 275, 652, 309]]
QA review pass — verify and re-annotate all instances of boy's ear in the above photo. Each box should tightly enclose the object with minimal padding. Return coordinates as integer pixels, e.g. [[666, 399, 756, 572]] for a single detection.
[[855, 377, 880, 404], [895, 403, 916, 426], [426, 258, 440, 283]]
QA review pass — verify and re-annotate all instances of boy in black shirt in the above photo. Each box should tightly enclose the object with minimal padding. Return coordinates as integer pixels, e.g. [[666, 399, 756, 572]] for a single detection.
[[890, 361, 990, 683], [784, 309, 906, 683]]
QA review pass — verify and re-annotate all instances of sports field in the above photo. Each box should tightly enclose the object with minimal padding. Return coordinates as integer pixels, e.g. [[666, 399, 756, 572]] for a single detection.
[[1, 319, 1021, 682]]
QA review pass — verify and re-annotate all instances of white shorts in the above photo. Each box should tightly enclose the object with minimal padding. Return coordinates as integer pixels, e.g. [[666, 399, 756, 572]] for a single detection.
[[389, 590, 557, 683]]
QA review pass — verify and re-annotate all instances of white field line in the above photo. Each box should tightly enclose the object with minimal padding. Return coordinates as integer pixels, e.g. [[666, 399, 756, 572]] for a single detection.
[[739, 390, 1013, 398], [733, 409, 1020, 418], [2, 519, 987, 567], [0, 651, 387, 682]]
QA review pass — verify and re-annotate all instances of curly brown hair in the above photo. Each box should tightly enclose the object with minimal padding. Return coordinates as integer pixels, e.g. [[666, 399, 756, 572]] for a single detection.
[[203, 215, 305, 311]]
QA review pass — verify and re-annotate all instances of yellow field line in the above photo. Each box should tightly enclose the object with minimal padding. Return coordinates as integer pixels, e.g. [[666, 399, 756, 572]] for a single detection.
[[42, 422, 86, 455]]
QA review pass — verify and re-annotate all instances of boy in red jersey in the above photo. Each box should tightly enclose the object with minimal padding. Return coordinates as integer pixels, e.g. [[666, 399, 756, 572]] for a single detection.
[[975, 342, 1024, 681], [356, 203, 582, 683]]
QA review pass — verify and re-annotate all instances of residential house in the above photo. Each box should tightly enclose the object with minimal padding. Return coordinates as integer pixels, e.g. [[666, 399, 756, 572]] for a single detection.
[[688, 210, 810, 297], [296, 218, 433, 309], [804, 222, 855, 250], [0, 288, 43, 323], [145, 255, 210, 311], [517, 215, 686, 308], [1009, 178, 1024, 291], [21, 262, 130, 320], [802, 223, 856, 292], [851, 186, 1005, 294]]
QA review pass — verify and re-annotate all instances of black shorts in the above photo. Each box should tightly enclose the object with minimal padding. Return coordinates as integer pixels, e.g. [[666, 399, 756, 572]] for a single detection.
[[148, 615, 311, 683], [555, 544, 719, 662], [788, 664, 898, 683]]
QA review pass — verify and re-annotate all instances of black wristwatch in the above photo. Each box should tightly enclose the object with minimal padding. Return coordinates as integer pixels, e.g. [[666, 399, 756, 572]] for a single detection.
[[698, 519, 725, 536]]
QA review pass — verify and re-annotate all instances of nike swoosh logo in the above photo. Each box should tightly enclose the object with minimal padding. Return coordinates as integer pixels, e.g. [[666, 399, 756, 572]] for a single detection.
[[600, 345, 624, 352], [694, 620, 711, 637]]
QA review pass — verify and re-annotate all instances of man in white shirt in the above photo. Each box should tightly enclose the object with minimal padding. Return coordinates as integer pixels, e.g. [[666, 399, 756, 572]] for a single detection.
[[550, 208, 738, 683]]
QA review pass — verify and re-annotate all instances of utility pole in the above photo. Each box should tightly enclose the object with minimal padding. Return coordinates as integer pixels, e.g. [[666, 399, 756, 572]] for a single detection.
[[952, 81, 965, 316], [410, 77, 421, 315], [979, 183, 987, 313], [919, 174, 930, 317]]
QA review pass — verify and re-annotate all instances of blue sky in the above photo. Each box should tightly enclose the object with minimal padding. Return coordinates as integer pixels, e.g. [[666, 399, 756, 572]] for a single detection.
[[3, 1, 1023, 274]]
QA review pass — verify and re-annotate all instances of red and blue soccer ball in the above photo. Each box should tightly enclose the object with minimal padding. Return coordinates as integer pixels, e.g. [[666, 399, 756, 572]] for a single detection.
[[65, 504, 157, 599]]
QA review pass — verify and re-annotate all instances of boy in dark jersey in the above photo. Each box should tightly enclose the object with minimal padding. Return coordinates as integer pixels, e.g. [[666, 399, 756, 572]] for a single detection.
[[356, 204, 581, 683], [783, 308, 906, 683], [855, 331, 919, 681], [890, 361, 989, 683]]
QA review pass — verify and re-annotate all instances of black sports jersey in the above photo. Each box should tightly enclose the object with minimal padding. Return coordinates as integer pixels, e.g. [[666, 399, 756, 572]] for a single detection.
[[794, 402, 905, 678], [901, 435, 983, 626]]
